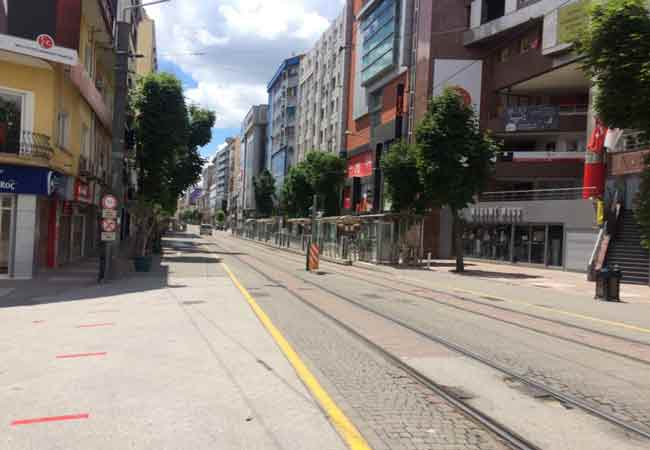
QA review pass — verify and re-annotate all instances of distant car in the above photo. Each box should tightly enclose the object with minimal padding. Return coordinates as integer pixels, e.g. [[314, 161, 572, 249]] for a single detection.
[[199, 224, 213, 236]]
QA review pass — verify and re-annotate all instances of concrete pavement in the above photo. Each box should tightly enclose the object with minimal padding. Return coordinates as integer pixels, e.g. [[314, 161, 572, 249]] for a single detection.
[[0, 233, 347, 450]]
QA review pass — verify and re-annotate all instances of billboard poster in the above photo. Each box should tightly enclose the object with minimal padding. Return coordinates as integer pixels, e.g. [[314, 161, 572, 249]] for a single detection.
[[505, 105, 560, 132], [433, 59, 483, 116], [0, 0, 80, 65]]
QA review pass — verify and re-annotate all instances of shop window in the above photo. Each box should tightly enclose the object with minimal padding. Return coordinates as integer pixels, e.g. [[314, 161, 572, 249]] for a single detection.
[[547, 226, 564, 267], [513, 226, 530, 263], [530, 226, 546, 264], [0, 196, 14, 275]]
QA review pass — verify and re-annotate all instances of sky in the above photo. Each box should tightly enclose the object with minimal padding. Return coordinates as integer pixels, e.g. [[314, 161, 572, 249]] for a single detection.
[[145, 0, 346, 162]]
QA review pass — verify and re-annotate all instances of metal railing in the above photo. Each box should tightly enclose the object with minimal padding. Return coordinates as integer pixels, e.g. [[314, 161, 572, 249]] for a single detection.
[[478, 187, 595, 202], [0, 131, 54, 160], [612, 130, 650, 153]]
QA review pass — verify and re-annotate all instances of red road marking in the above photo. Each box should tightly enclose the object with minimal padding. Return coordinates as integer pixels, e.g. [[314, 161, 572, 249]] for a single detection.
[[56, 352, 107, 359], [11, 414, 89, 426], [76, 323, 115, 328]]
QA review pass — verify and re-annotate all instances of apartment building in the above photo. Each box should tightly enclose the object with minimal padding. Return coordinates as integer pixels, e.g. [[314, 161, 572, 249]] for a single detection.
[[343, 0, 411, 214], [412, 0, 598, 271], [296, 9, 352, 162], [136, 10, 157, 76], [0, 0, 140, 278], [228, 136, 241, 220], [240, 105, 268, 219], [213, 138, 234, 212], [267, 56, 301, 190]]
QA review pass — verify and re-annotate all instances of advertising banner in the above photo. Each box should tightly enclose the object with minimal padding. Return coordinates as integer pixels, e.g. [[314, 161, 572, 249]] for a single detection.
[[0, 0, 80, 65], [505, 105, 560, 132], [433, 59, 483, 116], [348, 152, 373, 178]]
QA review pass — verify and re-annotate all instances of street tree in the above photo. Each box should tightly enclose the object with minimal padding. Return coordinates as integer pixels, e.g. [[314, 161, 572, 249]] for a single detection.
[[637, 156, 650, 249], [131, 72, 215, 256], [215, 209, 226, 225], [281, 162, 314, 218], [381, 140, 425, 213], [574, 0, 650, 138], [414, 88, 499, 272], [253, 169, 276, 217], [303, 151, 347, 216]]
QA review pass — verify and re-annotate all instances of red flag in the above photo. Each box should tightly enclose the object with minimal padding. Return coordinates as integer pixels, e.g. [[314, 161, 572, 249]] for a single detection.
[[583, 119, 607, 199]]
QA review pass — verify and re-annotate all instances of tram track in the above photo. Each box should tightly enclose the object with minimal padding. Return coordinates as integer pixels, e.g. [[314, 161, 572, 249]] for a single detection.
[[212, 235, 650, 442], [219, 237, 650, 364]]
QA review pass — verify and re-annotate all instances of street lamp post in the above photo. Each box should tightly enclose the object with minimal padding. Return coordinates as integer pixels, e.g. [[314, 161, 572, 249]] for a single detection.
[[102, 0, 171, 281]]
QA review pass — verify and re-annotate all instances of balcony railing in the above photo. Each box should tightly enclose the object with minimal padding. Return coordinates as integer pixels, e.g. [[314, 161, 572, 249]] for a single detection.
[[0, 131, 54, 161], [612, 130, 650, 153], [478, 187, 595, 202]]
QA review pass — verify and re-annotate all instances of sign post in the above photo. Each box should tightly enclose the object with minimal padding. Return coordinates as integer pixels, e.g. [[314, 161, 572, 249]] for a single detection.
[[99, 194, 118, 282]]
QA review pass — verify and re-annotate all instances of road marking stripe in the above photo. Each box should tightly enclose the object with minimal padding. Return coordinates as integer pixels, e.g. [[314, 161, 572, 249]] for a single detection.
[[222, 263, 372, 450], [76, 323, 115, 328], [450, 287, 650, 335], [56, 352, 107, 359], [11, 414, 89, 426]]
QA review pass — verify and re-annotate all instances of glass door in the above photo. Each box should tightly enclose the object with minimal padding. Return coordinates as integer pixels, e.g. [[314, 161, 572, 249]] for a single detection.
[[0, 196, 14, 275]]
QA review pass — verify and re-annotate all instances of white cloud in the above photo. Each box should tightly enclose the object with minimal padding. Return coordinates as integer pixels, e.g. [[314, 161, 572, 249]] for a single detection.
[[146, 0, 337, 129]]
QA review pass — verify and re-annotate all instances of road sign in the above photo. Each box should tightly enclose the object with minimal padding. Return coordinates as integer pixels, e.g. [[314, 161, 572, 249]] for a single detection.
[[101, 219, 117, 233], [101, 194, 118, 210], [101, 232, 116, 242], [102, 209, 118, 219]]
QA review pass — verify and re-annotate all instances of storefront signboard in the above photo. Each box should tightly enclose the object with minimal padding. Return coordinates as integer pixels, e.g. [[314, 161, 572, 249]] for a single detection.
[[468, 207, 524, 223], [101, 231, 116, 242], [74, 179, 92, 203], [348, 152, 373, 178], [433, 59, 483, 116], [0, 164, 63, 196], [610, 149, 650, 176]]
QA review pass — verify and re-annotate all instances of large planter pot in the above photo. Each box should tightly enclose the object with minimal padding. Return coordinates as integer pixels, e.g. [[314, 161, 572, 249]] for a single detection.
[[133, 255, 153, 272]]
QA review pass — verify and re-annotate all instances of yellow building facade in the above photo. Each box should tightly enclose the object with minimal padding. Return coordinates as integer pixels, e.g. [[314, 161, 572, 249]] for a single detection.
[[0, 0, 118, 278]]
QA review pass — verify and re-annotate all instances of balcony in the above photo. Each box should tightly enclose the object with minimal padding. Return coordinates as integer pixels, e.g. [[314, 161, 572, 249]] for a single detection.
[[0, 131, 54, 161]]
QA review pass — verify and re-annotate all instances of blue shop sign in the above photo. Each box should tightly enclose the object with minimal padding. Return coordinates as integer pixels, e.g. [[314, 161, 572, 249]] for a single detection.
[[0, 165, 64, 196]]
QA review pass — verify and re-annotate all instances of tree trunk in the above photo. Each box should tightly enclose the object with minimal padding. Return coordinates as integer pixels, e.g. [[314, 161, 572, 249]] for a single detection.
[[452, 210, 465, 273]]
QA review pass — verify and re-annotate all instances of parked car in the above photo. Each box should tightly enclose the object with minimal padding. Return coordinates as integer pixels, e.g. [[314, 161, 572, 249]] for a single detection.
[[199, 224, 213, 236]]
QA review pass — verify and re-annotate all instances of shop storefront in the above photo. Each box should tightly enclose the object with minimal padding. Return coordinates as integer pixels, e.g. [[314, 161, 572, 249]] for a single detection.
[[0, 164, 64, 278], [462, 200, 598, 272]]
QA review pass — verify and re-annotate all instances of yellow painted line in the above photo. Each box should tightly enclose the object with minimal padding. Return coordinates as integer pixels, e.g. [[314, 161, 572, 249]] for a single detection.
[[449, 287, 650, 335], [222, 263, 373, 450]]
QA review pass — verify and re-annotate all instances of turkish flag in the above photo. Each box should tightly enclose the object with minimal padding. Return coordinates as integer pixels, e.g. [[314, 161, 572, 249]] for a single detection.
[[583, 119, 607, 199]]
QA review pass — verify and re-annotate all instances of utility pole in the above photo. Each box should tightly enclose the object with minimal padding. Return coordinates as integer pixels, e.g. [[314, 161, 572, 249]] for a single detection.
[[101, 0, 171, 281]]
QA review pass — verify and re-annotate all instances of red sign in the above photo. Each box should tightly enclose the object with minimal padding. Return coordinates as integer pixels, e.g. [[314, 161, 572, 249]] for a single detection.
[[101, 219, 117, 233], [348, 152, 373, 178], [36, 34, 55, 49], [101, 194, 118, 210], [74, 179, 91, 203], [583, 119, 607, 199]]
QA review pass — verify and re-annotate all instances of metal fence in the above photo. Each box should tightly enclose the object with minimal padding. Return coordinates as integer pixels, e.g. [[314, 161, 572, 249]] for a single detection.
[[478, 187, 595, 202]]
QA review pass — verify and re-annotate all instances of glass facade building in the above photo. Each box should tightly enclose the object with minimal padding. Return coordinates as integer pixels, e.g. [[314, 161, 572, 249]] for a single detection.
[[360, 0, 398, 84]]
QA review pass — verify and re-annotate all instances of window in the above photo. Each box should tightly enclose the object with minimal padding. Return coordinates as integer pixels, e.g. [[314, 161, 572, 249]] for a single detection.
[[0, 89, 24, 155], [84, 43, 94, 78], [482, 0, 506, 24], [498, 47, 510, 63], [360, 0, 397, 84], [56, 112, 69, 149], [520, 36, 532, 53]]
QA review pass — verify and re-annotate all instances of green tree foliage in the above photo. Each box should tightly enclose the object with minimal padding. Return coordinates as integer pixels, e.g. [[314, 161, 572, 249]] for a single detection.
[[636, 156, 650, 249], [574, 0, 650, 138], [132, 73, 215, 213], [381, 140, 424, 213], [130, 73, 215, 255], [304, 151, 347, 216], [215, 209, 226, 224], [414, 88, 499, 272], [253, 169, 276, 217], [281, 163, 314, 218]]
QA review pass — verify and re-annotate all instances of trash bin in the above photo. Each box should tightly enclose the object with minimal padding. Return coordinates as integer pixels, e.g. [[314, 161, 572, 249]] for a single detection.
[[595, 267, 611, 301], [608, 266, 622, 302]]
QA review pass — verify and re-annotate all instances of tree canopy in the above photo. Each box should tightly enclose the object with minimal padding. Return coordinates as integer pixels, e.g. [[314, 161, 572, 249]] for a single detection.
[[280, 152, 346, 217], [574, 0, 650, 138], [131, 73, 215, 213], [381, 140, 424, 214], [253, 169, 276, 217]]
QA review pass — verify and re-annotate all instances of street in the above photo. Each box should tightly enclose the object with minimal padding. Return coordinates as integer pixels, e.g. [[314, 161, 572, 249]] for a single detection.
[[1, 228, 649, 450]]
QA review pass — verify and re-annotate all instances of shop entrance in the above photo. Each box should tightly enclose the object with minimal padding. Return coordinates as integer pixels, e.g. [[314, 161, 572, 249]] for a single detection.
[[0, 195, 14, 276]]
